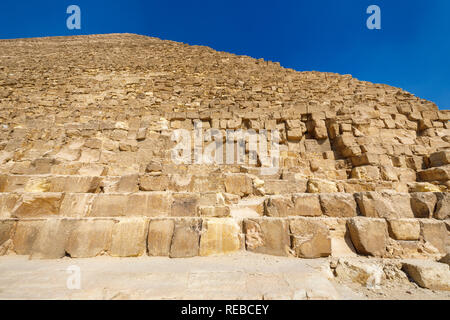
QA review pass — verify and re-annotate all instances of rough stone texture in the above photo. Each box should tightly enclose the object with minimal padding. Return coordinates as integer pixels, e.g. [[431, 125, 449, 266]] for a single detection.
[[110, 218, 148, 257], [387, 219, 421, 241], [65, 219, 115, 258], [347, 218, 387, 257], [0, 34, 449, 265], [319, 193, 357, 217], [420, 220, 448, 254], [169, 218, 202, 258], [147, 219, 174, 256], [290, 219, 331, 258], [199, 218, 241, 256], [355, 192, 414, 219], [402, 261, 450, 291], [244, 218, 290, 256]]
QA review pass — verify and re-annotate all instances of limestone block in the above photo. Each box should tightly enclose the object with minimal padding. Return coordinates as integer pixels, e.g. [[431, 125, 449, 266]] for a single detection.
[[30, 219, 76, 259], [429, 150, 450, 167], [199, 218, 241, 256], [244, 218, 290, 256], [89, 194, 127, 217], [264, 196, 293, 217], [290, 218, 331, 258], [402, 261, 450, 291], [418, 165, 450, 182], [11, 193, 63, 218], [319, 193, 357, 217], [410, 192, 438, 218], [335, 259, 385, 286], [351, 166, 380, 182], [347, 217, 387, 257], [65, 219, 114, 258], [116, 174, 139, 192], [355, 191, 414, 219], [147, 219, 175, 256], [170, 193, 199, 217], [139, 174, 169, 191], [292, 194, 322, 216], [420, 220, 447, 254], [199, 206, 230, 217], [60, 193, 94, 217], [307, 179, 338, 193], [50, 176, 101, 193], [434, 193, 450, 220], [0, 220, 16, 255], [0, 193, 19, 218], [264, 179, 307, 195], [224, 174, 253, 196], [110, 218, 148, 257], [169, 218, 202, 258], [12, 220, 44, 255], [387, 219, 420, 240]]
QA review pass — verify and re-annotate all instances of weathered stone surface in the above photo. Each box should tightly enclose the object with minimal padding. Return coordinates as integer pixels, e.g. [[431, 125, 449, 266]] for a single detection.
[[30, 219, 76, 259], [139, 174, 169, 191], [292, 194, 322, 216], [12, 193, 63, 218], [199, 206, 230, 217], [402, 261, 450, 291], [147, 219, 174, 256], [0, 193, 19, 218], [434, 193, 450, 220], [170, 194, 199, 217], [0, 220, 16, 255], [110, 218, 148, 257], [199, 218, 241, 256], [347, 217, 387, 257], [169, 218, 202, 258], [387, 219, 420, 240], [60, 193, 94, 217], [355, 192, 414, 219], [12, 220, 44, 255], [307, 179, 338, 193], [290, 219, 331, 258], [429, 150, 450, 167], [224, 174, 253, 196], [335, 259, 385, 286], [410, 193, 437, 218], [420, 220, 447, 254], [65, 219, 114, 258], [418, 165, 450, 182], [319, 193, 357, 217], [244, 218, 290, 256], [264, 196, 293, 217]]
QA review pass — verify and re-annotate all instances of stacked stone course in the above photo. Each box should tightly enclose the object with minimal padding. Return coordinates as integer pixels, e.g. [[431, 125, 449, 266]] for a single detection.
[[0, 34, 448, 261]]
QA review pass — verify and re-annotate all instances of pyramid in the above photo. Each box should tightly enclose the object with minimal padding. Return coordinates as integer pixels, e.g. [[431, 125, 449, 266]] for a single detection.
[[0, 34, 448, 262]]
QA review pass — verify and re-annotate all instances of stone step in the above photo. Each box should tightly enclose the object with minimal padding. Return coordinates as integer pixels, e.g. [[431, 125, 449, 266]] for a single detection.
[[1, 173, 446, 195], [0, 216, 447, 260], [0, 191, 448, 220]]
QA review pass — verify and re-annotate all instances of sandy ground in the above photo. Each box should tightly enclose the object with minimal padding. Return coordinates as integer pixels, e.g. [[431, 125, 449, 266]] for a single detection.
[[0, 252, 448, 300]]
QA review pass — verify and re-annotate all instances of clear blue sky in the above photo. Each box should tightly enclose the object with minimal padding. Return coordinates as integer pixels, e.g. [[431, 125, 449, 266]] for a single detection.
[[0, 0, 449, 109]]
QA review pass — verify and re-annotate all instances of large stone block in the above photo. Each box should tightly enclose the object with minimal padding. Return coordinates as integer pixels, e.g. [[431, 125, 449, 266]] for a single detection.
[[292, 194, 322, 216], [199, 218, 241, 256], [139, 174, 169, 191], [410, 192, 437, 218], [50, 176, 101, 193], [244, 218, 290, 256], [434, 193, 450, 220], [355, 192, 414, 219], [170, 193, 199, 217], [110, 218, 148, 257], [169, 218, 202, 258], [60, 193, 94, 217], [402, 261, 450, 291], [420, 220, 447, 254], [307, 179, 338, 193], [290, 218, 331, 258], [387, 219, 420, 240], [264, 196, 293, 217], [30, 219, 76, 259], [0, 193, 19, 218], [11, 193, 63, 218], [347, 217, 387, 257], [319, 193, 357, 217], [65, 219, 114, 258], [89, 194, 127, 217], [147, 219, 174, 256], [429, 150, 450, 167], [0, 220, 16, 255], [224, 174, 253, 196], [418, 165, 450, 182], [12, 220, 44, 255]]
